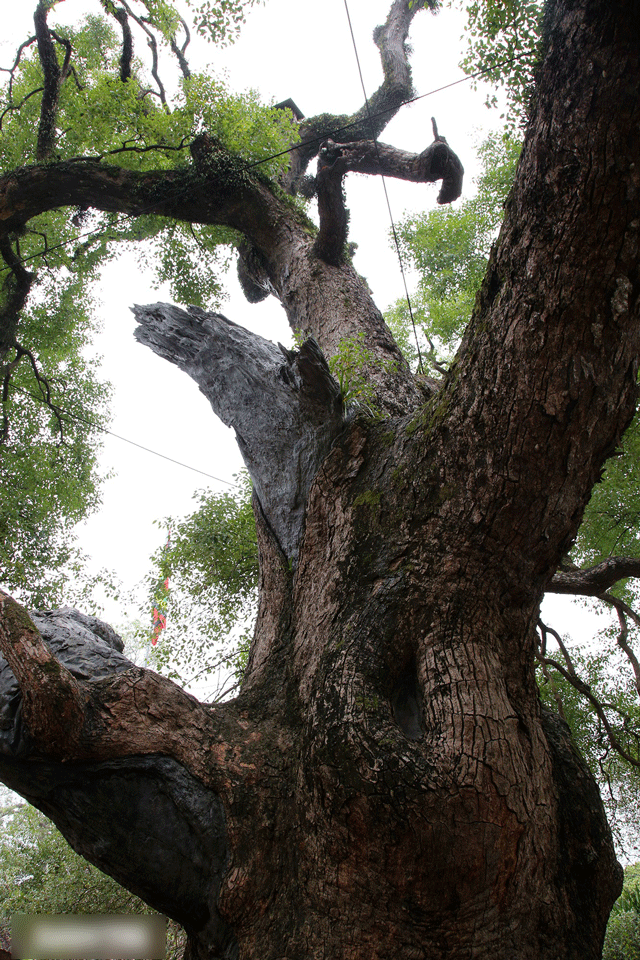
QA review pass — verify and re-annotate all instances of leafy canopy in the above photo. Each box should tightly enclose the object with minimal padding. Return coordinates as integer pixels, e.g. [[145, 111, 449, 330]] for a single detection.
[[454, 0, 545, 129]]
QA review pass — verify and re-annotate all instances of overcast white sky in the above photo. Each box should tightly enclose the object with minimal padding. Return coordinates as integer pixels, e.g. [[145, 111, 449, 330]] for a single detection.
[[3, 0, 596, 643]]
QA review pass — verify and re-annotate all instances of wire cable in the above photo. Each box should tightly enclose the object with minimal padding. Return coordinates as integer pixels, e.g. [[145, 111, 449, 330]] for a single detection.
[[10, 383, 237, 487], [342, 0, 425, 372]]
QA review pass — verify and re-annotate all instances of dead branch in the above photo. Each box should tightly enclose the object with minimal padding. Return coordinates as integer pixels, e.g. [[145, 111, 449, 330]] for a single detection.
[[132, 303, 343, 561]]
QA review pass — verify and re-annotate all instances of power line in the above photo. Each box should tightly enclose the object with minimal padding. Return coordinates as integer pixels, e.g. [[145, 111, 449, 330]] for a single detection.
[[11, 383, 236, 487], [342, 0, 425, 372], [0, 51, 530, 278]]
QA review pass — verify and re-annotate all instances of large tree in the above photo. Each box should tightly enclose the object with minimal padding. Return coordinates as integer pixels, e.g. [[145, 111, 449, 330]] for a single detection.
[[1, 0, 639, 957]]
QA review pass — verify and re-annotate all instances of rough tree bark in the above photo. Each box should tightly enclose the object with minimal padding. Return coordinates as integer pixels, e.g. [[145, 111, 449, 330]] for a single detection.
[[1, 0, 639, 957]]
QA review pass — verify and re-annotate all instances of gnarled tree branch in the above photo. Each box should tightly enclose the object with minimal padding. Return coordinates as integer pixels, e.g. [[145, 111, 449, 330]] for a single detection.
[[0, 591, 84, 756], [314, 130, 463, 264], [0, 600, 240, 955], [289, 0, 438, 190], [549, 556, 640, 595], [132, 303, 343, 561]]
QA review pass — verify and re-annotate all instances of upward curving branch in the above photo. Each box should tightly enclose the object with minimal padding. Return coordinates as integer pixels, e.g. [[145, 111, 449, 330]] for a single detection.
[[289, 0, 438, 190]]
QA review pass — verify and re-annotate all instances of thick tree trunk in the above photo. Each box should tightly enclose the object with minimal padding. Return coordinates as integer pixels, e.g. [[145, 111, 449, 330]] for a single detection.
[[1, 0, 639, 957]]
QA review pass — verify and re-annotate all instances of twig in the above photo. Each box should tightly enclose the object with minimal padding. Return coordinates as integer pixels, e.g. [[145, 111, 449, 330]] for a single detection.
[[0, 86, 44, 131], [119, 0, 168, 107], [536, 650, 640, 769], [538, 618, 576, 674], [597, 594, 640, 697], [105, 137, 190, 157], [14, 345, 67, 442]]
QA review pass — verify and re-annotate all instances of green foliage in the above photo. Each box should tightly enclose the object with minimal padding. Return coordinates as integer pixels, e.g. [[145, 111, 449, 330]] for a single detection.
[[176, 74, 297, 179], [537, 638, 640, 853], [183, 0, 263, 45], [453, 0, 545, 129], [0, 799, 186, 959], [573, 409, 640, 581], [604, 863, 640, 960], [0, 265, 112, 607], [328, 332, 398, 416], [0, 12, 296, 174], [387, 131, 521, 372], [0, 1, 299, 604], [141, 473, 258, 697], [0, 802, 144, 915], [614, 864, 640, 916], [329, 333, 379, 413], [0, 11, 299, 293]]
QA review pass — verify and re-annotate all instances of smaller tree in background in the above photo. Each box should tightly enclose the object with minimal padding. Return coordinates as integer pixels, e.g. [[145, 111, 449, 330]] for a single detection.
[[0, 798, 186, 959], [142, 472, 258, 698], [603, 863, 640, 960]]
